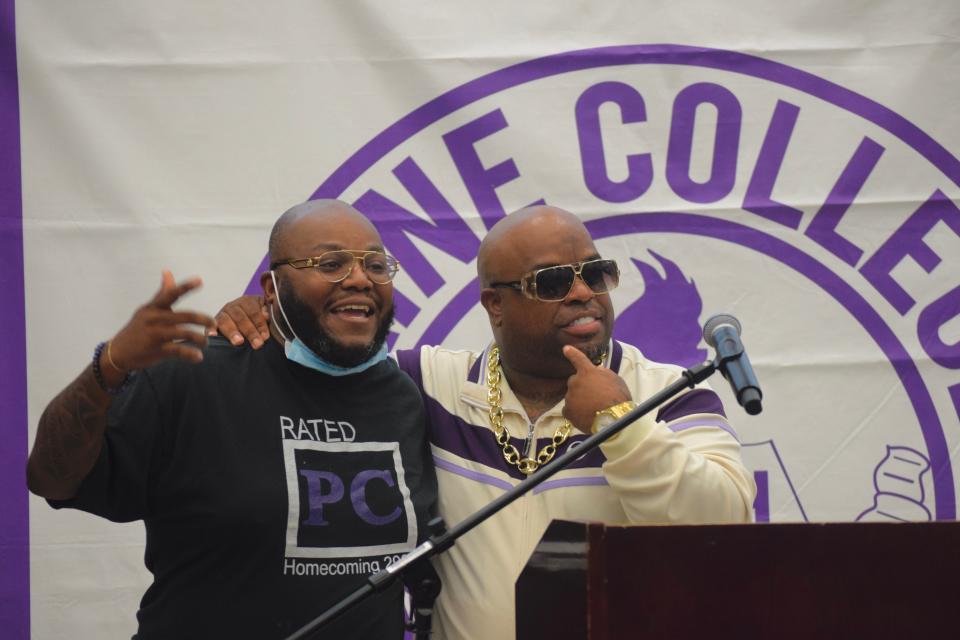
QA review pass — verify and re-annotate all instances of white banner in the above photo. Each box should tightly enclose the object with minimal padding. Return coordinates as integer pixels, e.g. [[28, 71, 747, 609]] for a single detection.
[[9, 1, 960, 637]]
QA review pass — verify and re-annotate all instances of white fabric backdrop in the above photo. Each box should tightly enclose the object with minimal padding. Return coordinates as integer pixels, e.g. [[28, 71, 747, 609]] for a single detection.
[[15, 1, 960, 637]]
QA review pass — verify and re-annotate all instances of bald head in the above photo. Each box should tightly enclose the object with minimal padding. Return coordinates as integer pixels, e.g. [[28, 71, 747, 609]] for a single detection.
[[476, 204, 614, 379], [477, 205, 590, 286], [268, 199, 377, 263], [260, 198, 393, 367]]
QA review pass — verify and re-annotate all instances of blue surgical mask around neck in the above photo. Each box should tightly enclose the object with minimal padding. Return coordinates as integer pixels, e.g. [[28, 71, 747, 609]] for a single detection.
[[269, 271, 388, 376]]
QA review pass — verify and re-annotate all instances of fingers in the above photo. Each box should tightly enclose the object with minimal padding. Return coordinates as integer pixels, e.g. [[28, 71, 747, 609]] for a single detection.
[[213, 309, 240, 343], [166, 311, 216, 331], [562, 345, 596, 373], [161, 269, 176, 292], [241, 295, 271, 342], [233, 296, 270, 349], [155, 326, 211, 350], [214, 297, 267, 348], [151, 271, 204, 309], [149, 310, 214, 351], [138, 306, 214, 331]]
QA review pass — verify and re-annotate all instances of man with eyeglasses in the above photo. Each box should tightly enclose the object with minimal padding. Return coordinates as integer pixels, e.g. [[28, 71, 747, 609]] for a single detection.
[[215, 204, 754, 640], [27, 200, 437, 639]]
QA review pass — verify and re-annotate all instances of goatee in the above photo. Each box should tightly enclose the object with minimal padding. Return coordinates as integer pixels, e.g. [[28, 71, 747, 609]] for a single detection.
[[278, 282, 394, 368]]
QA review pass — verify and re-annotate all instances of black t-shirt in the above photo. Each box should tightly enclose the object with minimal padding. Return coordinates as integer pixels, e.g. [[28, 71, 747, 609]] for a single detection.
[[52, 337, 437, 639]]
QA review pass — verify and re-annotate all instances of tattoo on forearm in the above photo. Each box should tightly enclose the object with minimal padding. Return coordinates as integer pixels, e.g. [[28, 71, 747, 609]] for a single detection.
[[30, 365, 111, 495]]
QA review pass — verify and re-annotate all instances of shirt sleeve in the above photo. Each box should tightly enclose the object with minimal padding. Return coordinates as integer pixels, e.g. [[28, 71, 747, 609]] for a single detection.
[[387, 355, 439, 543], [48, 369, 166, 523], [598, 383, 756, 524]]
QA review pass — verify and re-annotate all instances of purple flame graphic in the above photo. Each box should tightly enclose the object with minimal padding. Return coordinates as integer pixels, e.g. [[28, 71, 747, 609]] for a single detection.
[[614, 250, 707, 367]]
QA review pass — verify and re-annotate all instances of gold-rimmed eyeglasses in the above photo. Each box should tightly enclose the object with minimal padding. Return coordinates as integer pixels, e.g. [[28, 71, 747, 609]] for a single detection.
[[270, 250, 400, 285]]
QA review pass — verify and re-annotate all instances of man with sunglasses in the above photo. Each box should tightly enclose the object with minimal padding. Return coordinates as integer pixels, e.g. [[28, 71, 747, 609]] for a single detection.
[[27, 200, 437, 639], [215, 205, 754, 640]]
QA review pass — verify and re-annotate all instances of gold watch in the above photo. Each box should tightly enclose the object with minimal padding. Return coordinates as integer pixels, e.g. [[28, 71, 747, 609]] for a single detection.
[[591, 400, 637, 435]]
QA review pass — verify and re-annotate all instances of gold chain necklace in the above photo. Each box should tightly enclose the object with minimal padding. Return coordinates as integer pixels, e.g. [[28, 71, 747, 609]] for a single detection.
[[486, 345, 572, 476]]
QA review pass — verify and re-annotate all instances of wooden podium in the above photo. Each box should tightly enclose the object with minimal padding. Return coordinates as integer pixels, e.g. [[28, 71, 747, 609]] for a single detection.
[[516, 519, 960, 639]]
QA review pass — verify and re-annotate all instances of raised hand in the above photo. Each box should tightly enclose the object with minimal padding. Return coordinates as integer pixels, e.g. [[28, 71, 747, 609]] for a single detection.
[[561, 345, 632, 433], [27, 270, 215, 500], [212, 294, 270, 349], [105, 271, 216, 384]]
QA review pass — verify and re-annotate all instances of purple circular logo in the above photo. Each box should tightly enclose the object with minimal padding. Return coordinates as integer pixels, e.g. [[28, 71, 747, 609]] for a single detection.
[[247, 44, 959, 521]]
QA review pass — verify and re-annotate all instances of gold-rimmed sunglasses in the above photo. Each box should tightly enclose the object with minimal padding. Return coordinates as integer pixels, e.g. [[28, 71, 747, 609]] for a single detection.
[[270, 250, 400, 285], [489, 258, 620, 302]]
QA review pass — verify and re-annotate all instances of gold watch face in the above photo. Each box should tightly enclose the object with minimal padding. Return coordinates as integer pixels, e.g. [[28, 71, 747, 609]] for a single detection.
[[593, 413, 617, 431], [592, 401, 636, 433]]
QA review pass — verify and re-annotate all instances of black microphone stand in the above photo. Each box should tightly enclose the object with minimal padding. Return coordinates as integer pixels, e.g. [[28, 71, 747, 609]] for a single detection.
[[286, 359, 725, 640]]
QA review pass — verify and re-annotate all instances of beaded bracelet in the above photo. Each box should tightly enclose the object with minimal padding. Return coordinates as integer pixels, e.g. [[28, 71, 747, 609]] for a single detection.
[[93, 341, 134, 395]]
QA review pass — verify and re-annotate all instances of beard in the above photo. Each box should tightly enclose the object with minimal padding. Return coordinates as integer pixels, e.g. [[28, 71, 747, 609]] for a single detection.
[[278, 280, 394, 368], [581, 341, 608, 366]]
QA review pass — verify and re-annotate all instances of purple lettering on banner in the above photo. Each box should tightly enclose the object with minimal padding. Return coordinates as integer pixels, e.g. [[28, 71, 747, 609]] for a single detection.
[[354, 156, 479, 297], [951, 384, 960, 423], [392, 290, 421, 327], [587, 212, 955, 518], [245, 44, 960, 519], [753, 470, 770, 522], [918, 285, 960, 369], [388, 289, 420, 349], [805, 137, 884, 266], [0, 0, 28, 636], [575, 81, 653, 203], [666, 82, 742, 203], [239, 44, 960, 298], [442, 109, 520, 231], [299, 470, 345, 526], [351, 470, 402, 526], [861, 190, 960, 315], [743, 100, 804, 228]]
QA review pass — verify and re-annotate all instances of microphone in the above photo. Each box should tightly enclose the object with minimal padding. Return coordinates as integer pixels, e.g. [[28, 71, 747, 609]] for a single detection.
[[702, 314, 763, 415]]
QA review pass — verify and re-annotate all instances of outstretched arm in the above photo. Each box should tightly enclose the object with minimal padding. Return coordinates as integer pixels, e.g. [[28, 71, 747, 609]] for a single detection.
[[27, 271, 215, 500]]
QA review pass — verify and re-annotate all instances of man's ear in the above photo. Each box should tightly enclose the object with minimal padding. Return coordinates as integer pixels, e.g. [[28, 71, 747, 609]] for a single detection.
[[260, 271, 276, 305], [480, 288, 504, 328]]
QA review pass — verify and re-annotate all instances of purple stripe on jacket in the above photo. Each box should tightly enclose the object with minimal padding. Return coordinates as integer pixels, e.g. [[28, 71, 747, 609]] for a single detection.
[[532, 475, 609, 494], [432, 455, 514, 491], [609, 340, 623, 373], [668, 418, 739, 441], [396, 348, 423, 387], [396, 348, 606, 480], [468, 351, 483, 383], [433, 455, 609, 494], [423, 394, 607, 480], [656, 387, 726, 422]]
